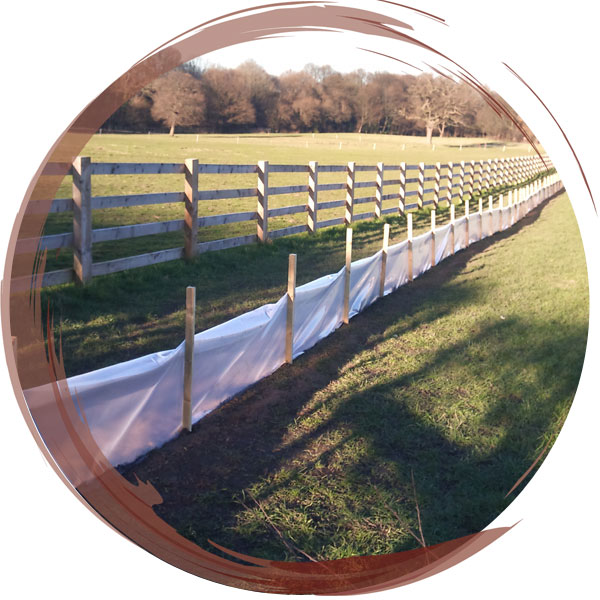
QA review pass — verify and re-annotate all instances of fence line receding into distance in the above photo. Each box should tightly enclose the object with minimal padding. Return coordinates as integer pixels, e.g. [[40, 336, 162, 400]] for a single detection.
[[18, 154, 553, 287]]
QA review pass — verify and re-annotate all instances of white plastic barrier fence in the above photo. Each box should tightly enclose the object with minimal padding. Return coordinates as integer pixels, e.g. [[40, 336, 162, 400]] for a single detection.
[[24, 177, 562, 468]]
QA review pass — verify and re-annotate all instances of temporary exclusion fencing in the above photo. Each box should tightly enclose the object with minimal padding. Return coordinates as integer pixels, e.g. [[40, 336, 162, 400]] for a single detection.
[[23, 176, 563, 469]]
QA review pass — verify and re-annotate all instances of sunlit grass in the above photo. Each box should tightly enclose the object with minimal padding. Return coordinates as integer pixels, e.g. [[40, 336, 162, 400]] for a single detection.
[[120, 192, 588, 562]]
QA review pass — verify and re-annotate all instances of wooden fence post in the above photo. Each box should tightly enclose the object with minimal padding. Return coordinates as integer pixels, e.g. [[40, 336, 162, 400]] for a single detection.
[[446, 162, 454, 205], [488, 195, 493, 236], [430, 210, 436, 267], [375, 162, 384, 218], [465, 199, 470, 247], [72, 156, 92, 285], [183, 285, 196, 432], [257, 160, 269, 242], [417, 162, 425, 209], [379, 223, 389, 298], [285, 254, 297, 364], [459, 161, 466, 203], [343, 227, 353, 324], [345, 161, 355, 225], [497, 158, 505, 188], [450, 203, 455, 255], [499, 194, 504, 230], [184, 158, 199, 259], [491, 159, 498, 189], [398, 161, 406, 215], [307, 161, 318, 234], [407, 213, 413, 282], [433, 162, 441, 208], [478, 197, 483, 240], [469, 160, 475, 200]]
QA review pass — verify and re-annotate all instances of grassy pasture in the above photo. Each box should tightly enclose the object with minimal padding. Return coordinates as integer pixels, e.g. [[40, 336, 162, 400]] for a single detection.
[[43, 133, 535, 271], [39, 133, 548, 378], [35, 133, 587, 561], [120, 191, 588, 561]]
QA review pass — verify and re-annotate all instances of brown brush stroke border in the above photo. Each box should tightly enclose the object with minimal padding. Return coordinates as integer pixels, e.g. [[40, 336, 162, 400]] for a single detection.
[[1, 1, 584, 594]]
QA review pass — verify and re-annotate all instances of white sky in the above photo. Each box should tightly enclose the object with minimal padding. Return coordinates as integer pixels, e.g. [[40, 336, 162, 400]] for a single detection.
[[196, 30, 433, 76]]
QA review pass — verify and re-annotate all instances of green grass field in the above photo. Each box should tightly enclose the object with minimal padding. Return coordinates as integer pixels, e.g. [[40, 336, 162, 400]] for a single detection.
[[34, 132, 588, 562], [120, 190, 588, 561], [43, 133, 537, 271], [39, 133, 548, 379]]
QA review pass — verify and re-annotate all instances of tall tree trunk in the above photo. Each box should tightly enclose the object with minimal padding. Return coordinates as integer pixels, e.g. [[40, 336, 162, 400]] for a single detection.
[[439, 122, 445, 138], [169, 120, 175, 136], [425, 125, 433, 146]]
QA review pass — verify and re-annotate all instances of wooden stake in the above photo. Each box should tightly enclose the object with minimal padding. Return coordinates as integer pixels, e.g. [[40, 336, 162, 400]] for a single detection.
[[488, 196, 493, 236], [459, 161, 466, 204], [72, 156, 92, 284], [407, 213, 413, 281], [478, 197, 483, 240], [433, 162, 441, 208], [307, 161, 318, 234], [417, 162, 425, 209], [345, 162, 355, 225], [398, 161, 406, 215], [450, 204, 455, 255], [183, 286, 196, 432], [446, 162, 454, 206], [465, 200, 470, 247], [285, 254, 297, 364], [184, 158, 199, 259], [257, 160, 269, 242], [375, 162, 384, 219], [430, 210, 436, 267], [379, 223, 390, 298], [343, 228, 353, 324]]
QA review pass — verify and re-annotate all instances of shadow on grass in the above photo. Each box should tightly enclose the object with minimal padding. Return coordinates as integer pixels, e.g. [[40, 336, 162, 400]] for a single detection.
[[42, 183, 542, 377], [119, 196, 585, 561]]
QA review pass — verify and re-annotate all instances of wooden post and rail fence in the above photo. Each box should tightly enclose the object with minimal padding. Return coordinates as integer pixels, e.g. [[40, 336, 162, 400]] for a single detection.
[[16, 154, 554, 289]]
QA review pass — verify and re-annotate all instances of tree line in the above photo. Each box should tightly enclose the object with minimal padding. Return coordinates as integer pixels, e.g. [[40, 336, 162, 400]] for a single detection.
[[102, 60, 526, 142]]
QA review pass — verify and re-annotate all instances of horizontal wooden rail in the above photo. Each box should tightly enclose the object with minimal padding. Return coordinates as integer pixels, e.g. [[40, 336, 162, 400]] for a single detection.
[[317, 217, 345, 229], [198, 187, 257, 201], [269, 164, 309, 173], [317, 199, 345, 210], [197, 234, 257, 254], [198, 211, 257, 226], [268, 205, 306, 217], [16, 232, 74, 253], [91, 162, 185, 175], [316, 182, 345, 192], [92, 192, 184, 209], [92, 219, 185, 243], [267, 184, 309, 195], [197, 164, 257, 174], [269, 224, 307, 239], [92, 247, 184, 276]]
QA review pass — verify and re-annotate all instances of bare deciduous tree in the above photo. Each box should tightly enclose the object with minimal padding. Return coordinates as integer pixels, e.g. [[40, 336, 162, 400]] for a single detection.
[[202, 67, 256, 132], [149, 70, 205, 136]]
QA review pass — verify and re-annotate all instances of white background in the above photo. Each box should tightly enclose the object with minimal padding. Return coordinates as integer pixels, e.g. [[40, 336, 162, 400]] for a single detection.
[[1, 1, 598, 598]]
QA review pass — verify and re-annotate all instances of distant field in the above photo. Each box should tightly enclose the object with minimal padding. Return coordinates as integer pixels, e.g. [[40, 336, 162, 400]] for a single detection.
[[43, 133, 538, 271]]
